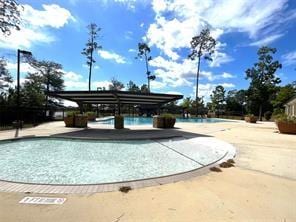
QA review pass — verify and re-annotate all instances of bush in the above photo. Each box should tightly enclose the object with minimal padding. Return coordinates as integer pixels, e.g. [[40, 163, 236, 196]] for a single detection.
[[264, 111, 272, 121], [245, 114, 255, 118], [66, 111, 79, 117], [86, 111, 96, 121], [86, 111, 96, 116], [160, 113, 175, 118], [74, 114, 88, 128], [272, 108, 284, 116], [244, 114, 257, 123], [273, 113, 296, 124], [154, 114, 176, 128]]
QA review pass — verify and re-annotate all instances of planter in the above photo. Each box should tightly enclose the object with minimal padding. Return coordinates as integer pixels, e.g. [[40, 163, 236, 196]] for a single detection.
[[153, 116, 175, 128], [276, 121, 296, 134], [87, 113, 97, 121], [114, 115, 124, 129], [153, 116, 165, 128], [245, 116, 257, 123], [64, 116, 74, 127], [164, 117, 176, 128], [74, 115, 88, 128]]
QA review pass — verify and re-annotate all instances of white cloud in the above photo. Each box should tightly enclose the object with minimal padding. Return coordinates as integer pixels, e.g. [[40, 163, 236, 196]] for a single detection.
[[114, 0, 137, 10], [82, 64, 99, 69], [58, 71, 84, 90], [147, 16, 202, 60], [6, 62, 36, 73], [193, 82, 235, 102], [221, 72, 235, 79], [147, 0, 291, 62], [22, 4, 76, 28], [124, 31, 133, 40], [282, 51, 296, 66], [209, 51, 234, 67], [92, 80, 112, 89], [97, 0, 149, 11], [221, 83, 235, 88], [149, 56, 236, 88], [11, 78, 27, 88], [63, 71, 111, 107], [150, 80, 166, 89], [149, 56, 194, 87], [0, 27, 54, 49], [64, 71, 83, 82], [98, 50, 127, 64], [166, 91, 182, 95], [63, 70, 111, 90], [201, 71, 236, 81], [64, 80, 87, 90], [0, 4, 75, 49], [203, 1, 287, 38], [140, 23, 144, 27], [128, 49, 136, 53], [148, 53, 236, 100], [249, 34, 284, 47]]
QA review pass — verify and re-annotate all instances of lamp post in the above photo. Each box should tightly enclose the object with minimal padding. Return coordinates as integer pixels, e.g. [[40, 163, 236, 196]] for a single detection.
[[16, 49, 32, 128]]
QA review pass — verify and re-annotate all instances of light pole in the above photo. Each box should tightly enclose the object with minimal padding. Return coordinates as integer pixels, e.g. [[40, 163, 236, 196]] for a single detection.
[[16, 49, 32, 128]]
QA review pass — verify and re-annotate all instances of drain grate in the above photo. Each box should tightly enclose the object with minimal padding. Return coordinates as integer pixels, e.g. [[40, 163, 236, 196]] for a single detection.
[[19, 197, 66, 205]]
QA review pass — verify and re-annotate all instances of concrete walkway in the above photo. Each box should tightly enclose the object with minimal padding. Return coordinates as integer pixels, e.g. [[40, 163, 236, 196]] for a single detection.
[[0, 120, 295, 221]]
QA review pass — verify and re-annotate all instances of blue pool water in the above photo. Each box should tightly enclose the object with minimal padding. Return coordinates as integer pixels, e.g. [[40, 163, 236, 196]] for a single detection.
[[97, 117, 227, 125]]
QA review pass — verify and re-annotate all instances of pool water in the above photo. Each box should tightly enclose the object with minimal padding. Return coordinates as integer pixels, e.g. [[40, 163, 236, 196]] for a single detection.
[[97, 117, 227, 125], [0, 137, 232, 185]]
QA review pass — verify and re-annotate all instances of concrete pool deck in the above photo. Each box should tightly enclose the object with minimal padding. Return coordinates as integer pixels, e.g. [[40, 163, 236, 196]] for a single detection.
[[0, 120, 295, 221]]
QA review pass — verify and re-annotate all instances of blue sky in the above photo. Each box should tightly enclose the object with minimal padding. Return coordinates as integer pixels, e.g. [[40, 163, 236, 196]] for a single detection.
[[0, 0, 295, 102]]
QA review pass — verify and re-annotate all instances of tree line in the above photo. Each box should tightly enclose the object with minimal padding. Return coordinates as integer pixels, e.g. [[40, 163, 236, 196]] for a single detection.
[[194, 47, 295, 120]]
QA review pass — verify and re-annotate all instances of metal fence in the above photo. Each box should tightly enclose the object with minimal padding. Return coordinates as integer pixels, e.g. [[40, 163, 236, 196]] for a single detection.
[[0, 106, 45, 128]]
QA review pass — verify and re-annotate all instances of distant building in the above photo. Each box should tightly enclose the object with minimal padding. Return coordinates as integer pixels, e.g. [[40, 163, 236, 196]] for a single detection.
[[285, 96, 296, 117]]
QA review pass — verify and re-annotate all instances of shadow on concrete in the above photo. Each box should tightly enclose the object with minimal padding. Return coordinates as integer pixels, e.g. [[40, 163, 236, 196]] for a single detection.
[[51, 128, 212, 140]]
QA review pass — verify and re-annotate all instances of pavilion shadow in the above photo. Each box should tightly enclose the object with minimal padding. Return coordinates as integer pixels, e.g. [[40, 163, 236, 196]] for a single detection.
[[51, 128, 212, 140]]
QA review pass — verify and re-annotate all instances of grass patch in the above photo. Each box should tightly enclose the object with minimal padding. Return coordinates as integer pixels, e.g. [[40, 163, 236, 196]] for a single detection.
[[119, 186, 132, 193], [209, 167, 222, 172]]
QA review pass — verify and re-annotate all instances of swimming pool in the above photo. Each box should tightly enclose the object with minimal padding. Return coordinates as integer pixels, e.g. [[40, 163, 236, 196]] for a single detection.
[[0, 137, 235, 185], [96, 117, 227, 126]]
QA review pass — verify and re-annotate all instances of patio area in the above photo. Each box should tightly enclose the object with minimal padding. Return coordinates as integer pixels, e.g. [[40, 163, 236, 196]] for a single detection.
[[0, 120, 295, 221]]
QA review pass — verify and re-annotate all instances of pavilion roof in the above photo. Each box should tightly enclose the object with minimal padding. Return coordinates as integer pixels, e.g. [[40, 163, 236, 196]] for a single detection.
[[47, 90, 183, 105]]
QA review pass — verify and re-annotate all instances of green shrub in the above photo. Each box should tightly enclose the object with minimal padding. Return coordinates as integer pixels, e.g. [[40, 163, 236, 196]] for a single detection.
[[66, 111, 79, 117], [86, 111, 96, 116], [160, 113, 175, 118], [245, 114, 255, 118], [272, 108, 284, 116], [264, 111, 272, 121], [75, 113, 88, 117], [115, 115, 124, 119], [273, 113, 296, 123]]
